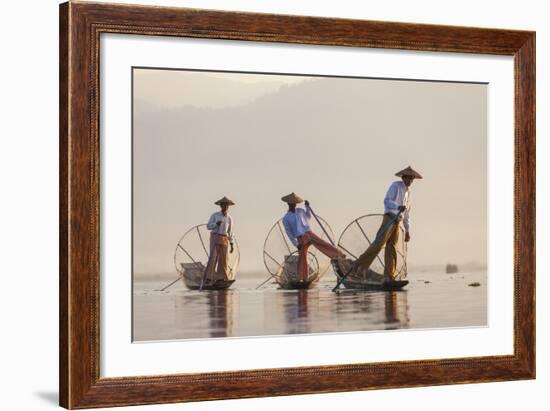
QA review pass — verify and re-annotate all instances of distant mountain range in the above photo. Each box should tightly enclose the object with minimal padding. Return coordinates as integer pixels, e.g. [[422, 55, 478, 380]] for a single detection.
[[132, 76, 487, 274]]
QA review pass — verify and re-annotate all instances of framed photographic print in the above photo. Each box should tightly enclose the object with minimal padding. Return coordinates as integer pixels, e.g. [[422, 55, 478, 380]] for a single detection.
[[59, 1, 535, 409]]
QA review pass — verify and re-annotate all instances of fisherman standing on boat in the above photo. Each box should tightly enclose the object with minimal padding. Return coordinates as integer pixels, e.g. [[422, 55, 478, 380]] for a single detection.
[[281, 192, 345, 282], [353, 166, 422, 284], [205, 196, 235, 282]]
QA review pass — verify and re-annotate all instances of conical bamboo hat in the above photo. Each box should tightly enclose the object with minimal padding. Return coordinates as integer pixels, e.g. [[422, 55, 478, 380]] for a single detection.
[[395, 166, 423, 179], [281, 192, 304, 204], [214, 196, 235, 206]]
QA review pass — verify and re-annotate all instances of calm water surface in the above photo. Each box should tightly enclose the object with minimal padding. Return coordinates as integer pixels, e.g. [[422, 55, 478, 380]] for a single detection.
[[133, 270, 486, 341]]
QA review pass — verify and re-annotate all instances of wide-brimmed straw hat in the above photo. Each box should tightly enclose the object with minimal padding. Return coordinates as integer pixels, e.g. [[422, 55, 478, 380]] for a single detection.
[[214, 196, 235, 206], [395, 166, 423, 179], [281, 192, 304, 204]]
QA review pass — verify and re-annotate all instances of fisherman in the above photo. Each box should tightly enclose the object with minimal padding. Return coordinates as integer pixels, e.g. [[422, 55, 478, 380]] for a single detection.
[[353, 166, 422, 284], [281, 192, 345, 282], [205, 196, 235, 282]]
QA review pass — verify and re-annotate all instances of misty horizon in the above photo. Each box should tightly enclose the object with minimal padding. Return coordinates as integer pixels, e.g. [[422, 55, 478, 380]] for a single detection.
[[133, 68, 487, 275]]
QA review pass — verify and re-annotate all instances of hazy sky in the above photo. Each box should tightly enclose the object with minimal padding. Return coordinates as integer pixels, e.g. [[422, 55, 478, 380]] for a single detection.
[[133, 68, 487, 274], [133, 69, 309, 109]]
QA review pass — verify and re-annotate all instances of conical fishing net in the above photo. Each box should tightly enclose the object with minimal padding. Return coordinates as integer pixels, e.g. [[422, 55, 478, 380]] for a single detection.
[[337, 214, 407, 282], [263, 214, 335, 288], [174, 224, 240, 286]]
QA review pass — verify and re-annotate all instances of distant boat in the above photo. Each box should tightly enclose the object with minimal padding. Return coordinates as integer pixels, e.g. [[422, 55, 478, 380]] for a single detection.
[[174, 224, 240, 291], [445, 264, 459, 274]]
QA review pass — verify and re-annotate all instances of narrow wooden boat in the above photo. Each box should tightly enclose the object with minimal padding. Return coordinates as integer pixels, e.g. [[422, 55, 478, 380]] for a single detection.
[[332, 259, 409, 291], [341, 277, 408, 291], [180, 262, 235, 290]]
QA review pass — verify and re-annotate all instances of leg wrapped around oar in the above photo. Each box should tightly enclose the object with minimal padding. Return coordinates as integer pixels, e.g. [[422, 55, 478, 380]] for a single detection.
[[355, 214, 399, 278], [333, 211, 403, 292]]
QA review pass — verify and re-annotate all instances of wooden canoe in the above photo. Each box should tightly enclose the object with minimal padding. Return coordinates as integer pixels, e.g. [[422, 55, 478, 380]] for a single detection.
[[180, 262, 235, 290], [332, 260, 409, 291]]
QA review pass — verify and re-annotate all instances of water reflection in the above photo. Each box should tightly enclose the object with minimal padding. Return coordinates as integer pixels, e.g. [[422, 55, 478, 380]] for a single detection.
[[282, 290, 311, 335], [169, 288, 409, 339], [131, 270, 493, 342], [207, 290, 239, 338], [384, 291, 410, 329], [336, 290, 410, 329], [174, 290, 240, 338]]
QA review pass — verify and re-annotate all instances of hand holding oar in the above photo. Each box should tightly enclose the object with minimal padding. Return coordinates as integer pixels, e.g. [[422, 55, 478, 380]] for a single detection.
[[332, 210, 403, 292]]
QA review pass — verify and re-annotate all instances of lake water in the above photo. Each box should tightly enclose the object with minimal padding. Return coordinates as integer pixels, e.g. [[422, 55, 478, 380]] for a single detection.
[[133, 270, 486, 341]]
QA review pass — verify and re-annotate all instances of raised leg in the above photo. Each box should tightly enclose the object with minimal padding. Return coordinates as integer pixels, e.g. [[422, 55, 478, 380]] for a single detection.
[[308, 232, 345, 259]]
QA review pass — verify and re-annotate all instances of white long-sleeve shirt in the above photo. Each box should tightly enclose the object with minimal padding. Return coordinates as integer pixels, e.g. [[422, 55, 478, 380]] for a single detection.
[[282, 207, 312, 247], [383, 181, 411, 232], [206, 212, 234, 243]]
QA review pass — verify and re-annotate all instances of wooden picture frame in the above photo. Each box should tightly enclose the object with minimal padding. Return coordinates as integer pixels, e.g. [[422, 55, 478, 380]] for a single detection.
[[59, 1, 535, 408]]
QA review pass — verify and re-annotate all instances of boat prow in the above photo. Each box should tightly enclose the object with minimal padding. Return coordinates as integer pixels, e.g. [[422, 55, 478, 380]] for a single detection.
[[381, 280, 409, 290], [332, 260, 409, 291], [337, 276, 409, 291]]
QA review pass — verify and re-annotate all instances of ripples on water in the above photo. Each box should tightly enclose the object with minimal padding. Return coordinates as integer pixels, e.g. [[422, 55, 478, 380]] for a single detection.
[[133, 271, 486, 342]]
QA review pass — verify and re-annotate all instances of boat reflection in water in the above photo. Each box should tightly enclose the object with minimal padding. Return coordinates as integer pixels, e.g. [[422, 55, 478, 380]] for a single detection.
[[207, 290, 240, 338], [263, 288, 409, 337], [174, 290, 240, 339], [133, 268, 487, 342], [384, 291, 410, 330], [136, 284, 410, 341], [333, 289, 410, 331], [282, 290, 312, 335]]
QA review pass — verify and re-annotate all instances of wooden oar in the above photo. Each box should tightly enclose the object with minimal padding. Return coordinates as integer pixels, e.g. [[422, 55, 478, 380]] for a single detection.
[[255, 275, 276, 290], [306, 203, 336, 246], [332, 210, 402, 292], [158, 244, 204, 291], [256, 251, 297, 289], [158, 276, 182, 291]]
